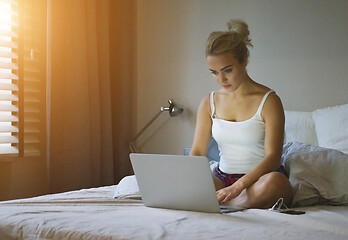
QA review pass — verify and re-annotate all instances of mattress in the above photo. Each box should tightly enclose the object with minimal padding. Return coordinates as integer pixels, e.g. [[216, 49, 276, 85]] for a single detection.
[[1, 185, 348, 240]]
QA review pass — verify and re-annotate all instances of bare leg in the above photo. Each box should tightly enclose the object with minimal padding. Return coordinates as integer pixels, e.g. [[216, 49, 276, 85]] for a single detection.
[[212, 174, 224, 191], [225, 172, 293, 209]]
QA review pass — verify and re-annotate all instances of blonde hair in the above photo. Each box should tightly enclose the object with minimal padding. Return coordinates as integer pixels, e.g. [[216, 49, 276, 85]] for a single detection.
[[205, 19, 253, 63]]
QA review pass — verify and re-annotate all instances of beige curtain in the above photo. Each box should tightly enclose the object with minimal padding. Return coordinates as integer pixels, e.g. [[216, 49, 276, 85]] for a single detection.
[[48, 0, 135, 193]]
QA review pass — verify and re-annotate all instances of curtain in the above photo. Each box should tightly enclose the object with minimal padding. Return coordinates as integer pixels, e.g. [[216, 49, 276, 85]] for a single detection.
[[48, 0, 135, 193]]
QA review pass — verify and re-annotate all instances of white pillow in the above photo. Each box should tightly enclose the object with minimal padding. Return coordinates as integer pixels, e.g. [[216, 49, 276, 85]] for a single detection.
[[312, 103, 348, 154], [284, 111, 318, 146], [113, 175, 140, 199]]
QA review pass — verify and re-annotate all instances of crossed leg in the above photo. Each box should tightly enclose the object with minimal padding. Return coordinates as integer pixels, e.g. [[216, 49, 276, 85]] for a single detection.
[[213, 172, 293, 209]]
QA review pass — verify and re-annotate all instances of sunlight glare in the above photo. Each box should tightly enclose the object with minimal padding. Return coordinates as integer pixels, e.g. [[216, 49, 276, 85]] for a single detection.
[[0, 1, 12, 31], [0, 0, 14, 147]]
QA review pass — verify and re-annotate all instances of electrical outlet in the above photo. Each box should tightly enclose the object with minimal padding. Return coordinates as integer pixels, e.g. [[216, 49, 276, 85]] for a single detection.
[[183, 148, 191, 156]]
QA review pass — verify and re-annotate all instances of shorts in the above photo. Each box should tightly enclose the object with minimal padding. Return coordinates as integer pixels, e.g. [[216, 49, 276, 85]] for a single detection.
[[213, 165, 288, 188]]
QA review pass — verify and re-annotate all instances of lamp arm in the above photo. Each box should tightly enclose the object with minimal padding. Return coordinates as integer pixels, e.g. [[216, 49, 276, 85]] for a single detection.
[[128, 110, 163, 152]]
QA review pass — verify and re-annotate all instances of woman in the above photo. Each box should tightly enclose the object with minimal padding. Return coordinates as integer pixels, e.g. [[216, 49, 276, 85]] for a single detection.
[[190, 19, 293, 209]]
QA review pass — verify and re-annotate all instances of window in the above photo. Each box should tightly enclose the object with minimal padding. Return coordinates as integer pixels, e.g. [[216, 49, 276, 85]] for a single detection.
[[0, 0, 19, 155], [0, 0, 46, 159]]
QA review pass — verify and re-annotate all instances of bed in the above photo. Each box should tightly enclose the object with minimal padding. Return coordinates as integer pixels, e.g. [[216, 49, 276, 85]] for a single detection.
[[1, 103, 348, 240]]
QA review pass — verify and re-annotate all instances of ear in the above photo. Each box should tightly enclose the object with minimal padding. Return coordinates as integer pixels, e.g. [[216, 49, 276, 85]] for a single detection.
[[242, 58, 248, 67]]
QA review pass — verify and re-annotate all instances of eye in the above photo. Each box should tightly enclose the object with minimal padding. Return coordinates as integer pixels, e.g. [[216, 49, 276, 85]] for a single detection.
[[224, 68, 232, 73], [210, 70, 218, 76]]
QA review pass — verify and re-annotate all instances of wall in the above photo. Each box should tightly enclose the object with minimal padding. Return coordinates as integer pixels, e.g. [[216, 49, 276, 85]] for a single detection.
[[0, 158, 48, 201], [136, 0, 348, 154]]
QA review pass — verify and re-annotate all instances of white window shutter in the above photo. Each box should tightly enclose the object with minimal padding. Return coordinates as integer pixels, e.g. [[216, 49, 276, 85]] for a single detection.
[[0, 0, 46, 158], [0, 0, 19, 155]]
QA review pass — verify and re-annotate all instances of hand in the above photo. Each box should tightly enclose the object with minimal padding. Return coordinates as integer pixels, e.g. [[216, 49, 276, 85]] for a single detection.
[[216, 184, 243, 204]]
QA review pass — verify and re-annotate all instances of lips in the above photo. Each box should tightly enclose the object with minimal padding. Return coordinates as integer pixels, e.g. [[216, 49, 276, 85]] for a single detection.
[[223, 85, 231, 88]]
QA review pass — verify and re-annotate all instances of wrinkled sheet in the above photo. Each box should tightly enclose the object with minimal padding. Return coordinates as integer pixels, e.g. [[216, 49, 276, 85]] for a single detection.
[[1, 186, 348, 240]]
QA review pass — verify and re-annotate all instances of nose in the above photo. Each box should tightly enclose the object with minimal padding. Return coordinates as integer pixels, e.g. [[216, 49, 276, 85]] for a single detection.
[[218, 72, 227, 83]]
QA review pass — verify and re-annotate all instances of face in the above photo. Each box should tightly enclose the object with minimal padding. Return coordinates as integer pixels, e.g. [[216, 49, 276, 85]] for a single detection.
[[207, 53, 248, 93]]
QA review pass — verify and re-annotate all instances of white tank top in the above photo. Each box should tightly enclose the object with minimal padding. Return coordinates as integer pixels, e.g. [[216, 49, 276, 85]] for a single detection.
[[211, 90, 275, 174]]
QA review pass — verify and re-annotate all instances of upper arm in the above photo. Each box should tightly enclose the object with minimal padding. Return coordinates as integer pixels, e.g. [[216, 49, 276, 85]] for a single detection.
[[190, 94, 213, 156], [262, 93, 285, 163]]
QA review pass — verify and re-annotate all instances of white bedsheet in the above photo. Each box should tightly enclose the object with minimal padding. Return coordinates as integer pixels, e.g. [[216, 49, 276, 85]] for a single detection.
[[1, 186, 348, 240]]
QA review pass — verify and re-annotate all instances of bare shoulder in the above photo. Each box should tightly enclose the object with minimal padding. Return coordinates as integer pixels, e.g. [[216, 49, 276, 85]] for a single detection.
[[266, 91, 282, 105], [262, 92, 284, 122], [266, 92, 283, 109], [197, 93, 212, 116], [254, 82, 282, 108]]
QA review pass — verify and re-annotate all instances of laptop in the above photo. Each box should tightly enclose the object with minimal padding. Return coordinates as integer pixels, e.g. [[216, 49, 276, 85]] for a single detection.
[[129, 153, 245, 213]]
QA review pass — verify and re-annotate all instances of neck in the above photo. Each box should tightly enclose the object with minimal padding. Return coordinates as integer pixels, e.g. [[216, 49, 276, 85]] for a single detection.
[[223, 75, 254, 97]]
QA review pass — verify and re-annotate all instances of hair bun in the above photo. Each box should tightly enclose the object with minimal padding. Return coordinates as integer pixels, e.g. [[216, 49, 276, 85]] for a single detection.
[[227, 19, 252, 47], [205, 19, 252, 61]]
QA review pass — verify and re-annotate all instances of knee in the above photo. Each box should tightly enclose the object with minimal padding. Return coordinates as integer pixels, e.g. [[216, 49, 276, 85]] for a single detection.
[[259, 172, 289, 191], [256, 172, 293, 204]]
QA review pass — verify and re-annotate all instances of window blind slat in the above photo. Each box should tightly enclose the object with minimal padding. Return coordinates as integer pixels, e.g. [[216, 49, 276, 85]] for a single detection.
[[0, 40, 17, 49], [23, 125, 39, 133], [23, 115, 40, 123], [0, 50, 18, 59], [0, 114, 18, 122], [24, 135, 39, 144], [0, 104, 18, 111], [0, 0, 12, 4], [0, 94, 18, 101], [0, 61, 18, 70], [21, 77, 39, 83], [23, 105, 40, 113], [0, 20, 18, 28], [0, 83, 18, 91], [0, 135, 18, 143], [0, 125, 18, 132], [0, 146, 18, 154], [0, 29, 17, 38], [0, 72, 18, 80], [23, 66, 40, 73], [24, 88, 40, 94], [23, 96, 40, 103], [23, 146, 39, 156]]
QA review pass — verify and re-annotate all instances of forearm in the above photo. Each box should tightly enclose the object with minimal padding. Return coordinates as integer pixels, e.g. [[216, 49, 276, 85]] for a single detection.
[[235, 155, 281, 190], [189, 147, 207, 156], [190, 129, 211, 156]]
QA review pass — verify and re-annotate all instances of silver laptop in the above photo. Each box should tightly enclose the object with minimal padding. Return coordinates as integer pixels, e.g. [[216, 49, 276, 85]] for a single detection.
[[129, 153, 245, 213]]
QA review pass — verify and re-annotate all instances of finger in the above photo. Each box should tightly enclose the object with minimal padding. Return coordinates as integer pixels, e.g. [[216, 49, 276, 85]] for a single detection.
[[219, 197, 226, 204], [216, 191, 226, 202], [222, 195, 230, 204], [216, 189, 224, 197], [217, 192, 225, 201]]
